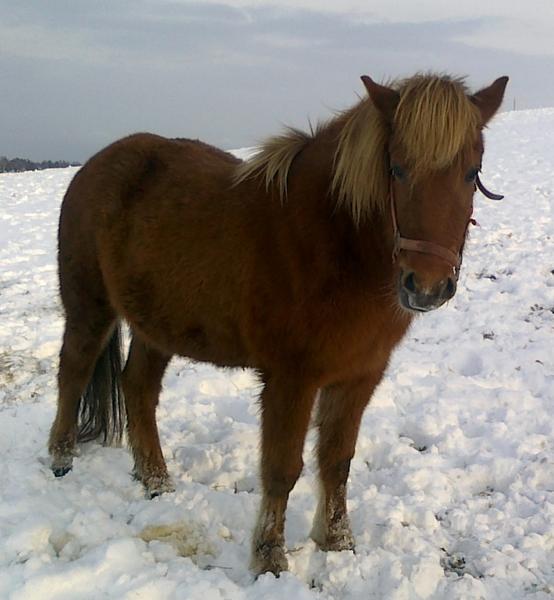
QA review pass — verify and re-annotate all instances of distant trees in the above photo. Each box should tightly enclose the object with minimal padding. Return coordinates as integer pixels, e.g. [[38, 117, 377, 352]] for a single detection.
[[0, 156, 81, 173]]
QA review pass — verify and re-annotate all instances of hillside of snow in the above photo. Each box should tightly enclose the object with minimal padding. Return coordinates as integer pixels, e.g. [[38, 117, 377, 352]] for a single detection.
[[0, 109, 553, 599]]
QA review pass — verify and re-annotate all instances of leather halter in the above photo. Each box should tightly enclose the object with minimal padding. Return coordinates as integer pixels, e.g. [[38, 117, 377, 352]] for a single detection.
[[476, 173, 504, 200], [390, 172, 504, 275]]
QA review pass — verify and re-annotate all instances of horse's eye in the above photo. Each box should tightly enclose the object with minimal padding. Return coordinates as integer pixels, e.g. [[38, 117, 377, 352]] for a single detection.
[[391, 165, 406, 181], [465, 167, 479, 183]]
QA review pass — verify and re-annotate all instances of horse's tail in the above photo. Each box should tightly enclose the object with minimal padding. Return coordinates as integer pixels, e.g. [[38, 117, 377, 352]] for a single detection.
[[77, 324, 126, 445]]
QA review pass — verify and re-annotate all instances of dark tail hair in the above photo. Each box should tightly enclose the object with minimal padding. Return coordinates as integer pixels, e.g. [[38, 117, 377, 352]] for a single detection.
[[77, 324, 126, 445]]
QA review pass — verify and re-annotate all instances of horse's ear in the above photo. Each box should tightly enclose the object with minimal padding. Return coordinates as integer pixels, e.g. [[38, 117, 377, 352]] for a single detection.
[[471, 76, 509, 126], [361, 75, 400, 123]]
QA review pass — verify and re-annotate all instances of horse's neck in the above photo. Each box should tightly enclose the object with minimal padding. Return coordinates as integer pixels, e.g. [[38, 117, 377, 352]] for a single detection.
[[284, 126, 396, 288]]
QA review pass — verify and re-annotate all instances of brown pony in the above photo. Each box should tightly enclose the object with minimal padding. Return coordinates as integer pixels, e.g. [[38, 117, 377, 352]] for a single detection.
[[48, 73, 508, 575]]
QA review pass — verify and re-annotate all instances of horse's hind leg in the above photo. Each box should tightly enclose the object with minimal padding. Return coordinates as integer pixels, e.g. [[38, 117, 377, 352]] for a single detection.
[[251, 374, 317, 576], [49, 310, 116, 476], [122, 334, 173, 498], [310, 372, 384, 552]]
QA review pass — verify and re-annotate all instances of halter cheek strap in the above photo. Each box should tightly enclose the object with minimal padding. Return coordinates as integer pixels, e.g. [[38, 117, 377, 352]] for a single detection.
[[389, 178, 464, 275], [390, 173, 503, 275]]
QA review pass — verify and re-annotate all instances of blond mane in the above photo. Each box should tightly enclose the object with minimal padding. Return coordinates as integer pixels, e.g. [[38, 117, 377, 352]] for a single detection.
[[233, 127, 314, 199], [234, 74, 481, 224]]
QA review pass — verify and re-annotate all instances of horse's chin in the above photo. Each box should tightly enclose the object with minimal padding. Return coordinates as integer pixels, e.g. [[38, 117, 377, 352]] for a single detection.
[[397, 289, 447, 314]]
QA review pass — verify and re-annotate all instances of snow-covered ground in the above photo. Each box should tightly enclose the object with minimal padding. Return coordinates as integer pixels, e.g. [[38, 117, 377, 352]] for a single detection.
[[1, 109, 553, 599]]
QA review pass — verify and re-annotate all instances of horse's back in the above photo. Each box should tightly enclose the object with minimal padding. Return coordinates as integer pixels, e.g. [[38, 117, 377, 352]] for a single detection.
[[60, 132, 241, 228], [71, 132, 238, 202]]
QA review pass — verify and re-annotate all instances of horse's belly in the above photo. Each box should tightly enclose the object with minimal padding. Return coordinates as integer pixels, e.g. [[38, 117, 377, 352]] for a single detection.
[[124, 311, 251, 368], [173, 332, 251, 368]]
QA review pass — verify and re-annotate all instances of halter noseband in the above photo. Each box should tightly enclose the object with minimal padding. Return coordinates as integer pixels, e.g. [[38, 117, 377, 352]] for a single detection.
[[390, 172, 503, 276]]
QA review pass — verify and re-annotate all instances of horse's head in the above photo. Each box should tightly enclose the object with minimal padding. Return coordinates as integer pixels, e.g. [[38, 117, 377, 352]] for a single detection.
[[362, 74, 508, 313]]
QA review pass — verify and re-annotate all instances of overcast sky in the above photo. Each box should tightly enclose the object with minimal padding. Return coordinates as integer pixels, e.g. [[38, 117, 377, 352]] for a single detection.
[[1, 0, 553, 162]]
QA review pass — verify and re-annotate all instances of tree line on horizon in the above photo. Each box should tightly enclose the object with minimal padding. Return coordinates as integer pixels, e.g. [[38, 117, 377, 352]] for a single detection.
[[0, 156, 81, 173]]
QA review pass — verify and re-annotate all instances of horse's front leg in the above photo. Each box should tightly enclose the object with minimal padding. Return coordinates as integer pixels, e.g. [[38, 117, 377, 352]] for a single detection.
[[251, 374, 317, 576], [311, 371, 384, 552]]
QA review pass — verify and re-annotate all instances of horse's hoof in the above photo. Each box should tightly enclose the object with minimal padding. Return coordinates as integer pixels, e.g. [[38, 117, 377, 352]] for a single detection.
[[318, 537, 356, 553], [144, 474, 175, 499], [315, 530, 356, 553], [52, 465, 72, 478], [49, 435, 76, 478], [51, 453, 74, 478], [311, 522, 355, 553], [251, 542, 288, 577]]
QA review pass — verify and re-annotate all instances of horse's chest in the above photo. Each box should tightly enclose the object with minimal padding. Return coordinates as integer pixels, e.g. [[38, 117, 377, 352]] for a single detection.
[[278, 295, 411, 380]]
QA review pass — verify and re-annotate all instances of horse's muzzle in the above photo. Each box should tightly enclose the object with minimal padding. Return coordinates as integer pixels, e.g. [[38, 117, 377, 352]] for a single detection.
[[398, 270, 457, 312]]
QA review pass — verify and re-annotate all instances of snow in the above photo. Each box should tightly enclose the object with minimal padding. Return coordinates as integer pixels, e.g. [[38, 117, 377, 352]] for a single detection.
[[1, 109, 553, 599]]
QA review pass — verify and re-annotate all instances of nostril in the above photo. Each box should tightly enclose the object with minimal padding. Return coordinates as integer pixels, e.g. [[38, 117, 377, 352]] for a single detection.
[[445, 277, 456, 298], [403, 272, 417, 293]]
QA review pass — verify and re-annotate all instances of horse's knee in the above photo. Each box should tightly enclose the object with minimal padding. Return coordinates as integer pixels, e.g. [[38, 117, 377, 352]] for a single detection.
[[263, 461, 303, 497], [320, 457, 352, 488]]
